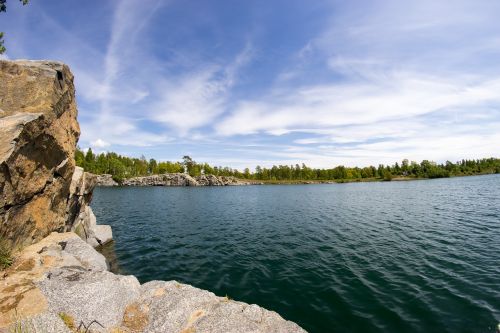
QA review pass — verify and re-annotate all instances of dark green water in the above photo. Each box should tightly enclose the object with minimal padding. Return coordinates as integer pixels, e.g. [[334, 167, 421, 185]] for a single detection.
[[92, 174, 500, 333]]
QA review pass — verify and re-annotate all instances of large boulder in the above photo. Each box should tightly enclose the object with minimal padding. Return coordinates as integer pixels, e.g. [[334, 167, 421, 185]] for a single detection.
[[0, 60, 80, 249], [95, 173, 119, 186]]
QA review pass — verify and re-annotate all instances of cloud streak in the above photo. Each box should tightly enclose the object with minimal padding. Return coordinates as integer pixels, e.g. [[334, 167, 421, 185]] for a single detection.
[[2, 0, 499, 168]]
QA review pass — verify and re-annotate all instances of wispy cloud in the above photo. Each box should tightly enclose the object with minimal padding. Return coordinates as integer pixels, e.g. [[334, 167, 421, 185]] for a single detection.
[[2, 0, 499, 167], [150, 43, 253, 134]]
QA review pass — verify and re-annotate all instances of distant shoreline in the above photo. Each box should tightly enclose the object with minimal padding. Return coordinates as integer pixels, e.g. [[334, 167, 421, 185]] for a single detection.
[[235, 172, 498, 185], [96, 171, 499, 187]]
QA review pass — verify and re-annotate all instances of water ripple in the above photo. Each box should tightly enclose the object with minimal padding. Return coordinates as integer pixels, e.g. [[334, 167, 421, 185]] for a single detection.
[[92, 175, 500, 333]]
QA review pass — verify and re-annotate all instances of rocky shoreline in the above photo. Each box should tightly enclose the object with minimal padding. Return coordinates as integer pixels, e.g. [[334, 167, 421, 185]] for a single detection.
[[0, 232, 305, 332], [0, 60, 306, 332], [95, 173, 254, 187]]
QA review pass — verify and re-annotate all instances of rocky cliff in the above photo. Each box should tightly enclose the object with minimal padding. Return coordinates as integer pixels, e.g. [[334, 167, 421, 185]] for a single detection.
[[0, 60, 80, 249], [0, 60, 110, 249], [120, 173, 251, 186]]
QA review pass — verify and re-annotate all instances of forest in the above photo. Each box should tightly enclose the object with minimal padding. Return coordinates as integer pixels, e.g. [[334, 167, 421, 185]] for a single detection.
[[75, 148, 500, 183]]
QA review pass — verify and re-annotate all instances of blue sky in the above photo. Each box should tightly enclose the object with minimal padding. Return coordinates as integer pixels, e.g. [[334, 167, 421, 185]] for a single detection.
[[2, 0, 500, 169]]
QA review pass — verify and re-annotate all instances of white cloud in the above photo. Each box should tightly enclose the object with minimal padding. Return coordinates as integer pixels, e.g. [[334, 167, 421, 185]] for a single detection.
[[90, 138, 110, 148], [209, 0, 500, 166], [7, 0, 500, 167], [216, 73, 500, 136], [150, 44, 254, 134]]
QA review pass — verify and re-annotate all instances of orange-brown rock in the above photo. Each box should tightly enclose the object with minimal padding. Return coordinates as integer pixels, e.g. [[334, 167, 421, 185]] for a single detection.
[[0, 60, 80, 249]]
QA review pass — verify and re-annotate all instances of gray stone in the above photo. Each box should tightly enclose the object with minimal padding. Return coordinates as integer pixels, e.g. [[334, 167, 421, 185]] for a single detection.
[[121, 173, 252, 187], [123, 173, 199, 186], [20, 313, 73, 333], [94, 224, 113, 245], [135, 280, 307, 333], [37, 267, 141, 331], [95, 174, 119, 186], [62, 235, 108, 271]]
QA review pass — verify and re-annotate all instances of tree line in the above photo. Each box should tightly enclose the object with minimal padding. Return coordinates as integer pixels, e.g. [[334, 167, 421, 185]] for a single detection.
[[76, 148, 500, 182]]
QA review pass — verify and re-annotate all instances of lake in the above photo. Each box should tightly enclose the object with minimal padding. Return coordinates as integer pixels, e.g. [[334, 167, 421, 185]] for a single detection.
[[92, 174, 500, 333]]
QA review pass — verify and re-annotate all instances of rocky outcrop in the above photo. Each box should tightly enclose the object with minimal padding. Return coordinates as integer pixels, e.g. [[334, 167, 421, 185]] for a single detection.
[[0, 232, 306, 333], [0, 61, 112, 249], [120, 173, 252, 187], [95, 174, 119, 186], [194, 174, 250, 186], [122, 173, 199, 186], [0, 60, 80, 249], [67, 166, 113, 247]]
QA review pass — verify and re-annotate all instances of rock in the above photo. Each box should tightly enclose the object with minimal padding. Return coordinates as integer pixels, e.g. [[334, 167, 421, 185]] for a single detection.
[[122, 173, 252, 186], [123, 173, 199, 186], [38, 267, 141, 331], [135, 281, 306, 333], [62, 234, 108, 271], [195, 174, 225, 186], [7, 313, 72, 333], [66, 166, 96, 232], [94, 224, 113, 245], [0, 232, 102, 327], [66, 166, 113, 247], [0, 60, 80, 249], [95, 174, 119, 186]]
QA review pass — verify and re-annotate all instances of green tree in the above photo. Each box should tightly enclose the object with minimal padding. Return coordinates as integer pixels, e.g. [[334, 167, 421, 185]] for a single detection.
[[148, 158, 158, 174], [84, 148, 95, 173], [75, 147, 85, 167], [73, 146, 500, 183], [182, 156, 194, 175]]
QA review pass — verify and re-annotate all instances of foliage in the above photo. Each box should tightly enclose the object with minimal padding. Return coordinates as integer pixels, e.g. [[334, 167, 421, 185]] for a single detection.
[[75, 148, 500, 183], [58, 312, 75, 331], [0, 237, 13, 270], [0, 0, 29, 54]]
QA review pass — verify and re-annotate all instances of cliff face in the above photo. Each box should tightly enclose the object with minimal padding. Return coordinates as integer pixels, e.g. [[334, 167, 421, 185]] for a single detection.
[[0, 60, 80, 248]]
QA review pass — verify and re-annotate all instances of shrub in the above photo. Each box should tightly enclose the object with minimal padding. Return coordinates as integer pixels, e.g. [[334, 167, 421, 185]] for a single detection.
[[0, 237, 13, 270]]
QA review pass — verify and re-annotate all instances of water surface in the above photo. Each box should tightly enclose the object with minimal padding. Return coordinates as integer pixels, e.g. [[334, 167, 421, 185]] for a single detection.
[[92, 175, 500, 332]]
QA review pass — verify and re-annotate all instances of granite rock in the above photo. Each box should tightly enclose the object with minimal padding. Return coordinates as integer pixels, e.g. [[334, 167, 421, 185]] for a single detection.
[[95, 174, 119, 186], [0, 60, 80, 249]]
